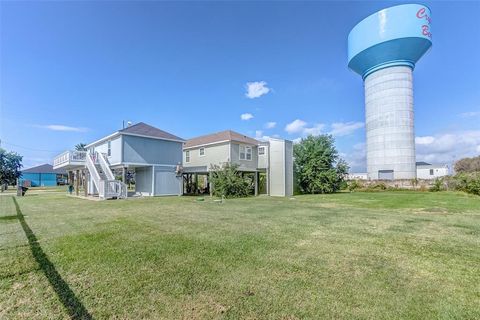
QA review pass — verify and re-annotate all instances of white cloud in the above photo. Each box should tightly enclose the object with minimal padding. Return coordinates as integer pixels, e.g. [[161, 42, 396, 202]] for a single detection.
[[285, 119, 325, 138], [303, 123, 325, 136], [330, 121, 364, 137], [292, 137, 302, 144], [245, 81, 271, 99], [35, 124, 88, 132], [285, 119, 307, 134], [240, 113, 254, 121], [343, 143, 366, 173], [255, 130, 271, 141], [415, 136, 435, 145], [459, 111, 480, 118], [265, 121, 276, 129], [415, 131, 480, 163]]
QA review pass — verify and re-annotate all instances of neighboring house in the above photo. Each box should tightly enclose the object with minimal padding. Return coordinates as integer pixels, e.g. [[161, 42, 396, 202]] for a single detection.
[[20, 164, 68, 187], [183, 130, 293, 197], [416, 162, 450, 179], [53, 122, 184, 198]]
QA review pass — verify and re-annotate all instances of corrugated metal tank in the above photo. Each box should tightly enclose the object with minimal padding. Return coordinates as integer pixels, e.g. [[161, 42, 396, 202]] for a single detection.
[[364, 66, 416, 179]]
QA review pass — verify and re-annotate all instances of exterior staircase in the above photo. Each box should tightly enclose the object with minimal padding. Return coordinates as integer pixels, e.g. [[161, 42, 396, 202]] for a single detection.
[[86, 152, 127, 199]]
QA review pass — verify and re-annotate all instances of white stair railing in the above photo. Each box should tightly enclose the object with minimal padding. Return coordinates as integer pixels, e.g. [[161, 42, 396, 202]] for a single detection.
[[97, 152, 115, 180], [86, 153, 104, 198]]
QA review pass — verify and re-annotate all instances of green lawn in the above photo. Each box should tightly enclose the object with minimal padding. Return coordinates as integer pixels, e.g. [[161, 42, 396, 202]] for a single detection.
[[1, 189, 479, 319]]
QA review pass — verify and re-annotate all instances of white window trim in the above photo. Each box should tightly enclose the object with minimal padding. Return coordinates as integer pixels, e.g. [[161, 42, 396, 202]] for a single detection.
[[199, 147, 205, 157], [258, 146, 265, 156], [185, 150, 190, 163], [107, 140, 112, 157], [239, 145, 252, 161]]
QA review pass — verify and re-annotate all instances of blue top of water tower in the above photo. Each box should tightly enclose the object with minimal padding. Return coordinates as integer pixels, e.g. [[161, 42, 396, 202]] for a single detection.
[[348, 3, 432, 79]]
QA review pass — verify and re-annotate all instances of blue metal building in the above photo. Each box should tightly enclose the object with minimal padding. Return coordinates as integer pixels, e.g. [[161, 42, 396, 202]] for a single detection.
[[20, 164, 67, 187]]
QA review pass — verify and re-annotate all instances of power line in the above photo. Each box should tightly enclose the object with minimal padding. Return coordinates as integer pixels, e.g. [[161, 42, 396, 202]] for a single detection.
[[1, 140, 64, 153]]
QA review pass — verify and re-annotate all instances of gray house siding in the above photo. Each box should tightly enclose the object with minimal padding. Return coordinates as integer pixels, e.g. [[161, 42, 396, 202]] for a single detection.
[[153, 166, 182, 196], [284, 141, 294, 196], [123, 135, 182, 165], [135, 166, 153, 196], [91, 136, 122, 165], [230, 143, 258, 171]]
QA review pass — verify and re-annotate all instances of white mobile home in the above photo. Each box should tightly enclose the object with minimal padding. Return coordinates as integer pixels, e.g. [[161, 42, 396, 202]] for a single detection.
[[53, 122, 184, 198], [416, 162, 450, 180]]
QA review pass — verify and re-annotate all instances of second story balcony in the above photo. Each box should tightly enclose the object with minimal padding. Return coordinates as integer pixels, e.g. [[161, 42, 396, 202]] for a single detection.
[[53, 150, 87, 170]]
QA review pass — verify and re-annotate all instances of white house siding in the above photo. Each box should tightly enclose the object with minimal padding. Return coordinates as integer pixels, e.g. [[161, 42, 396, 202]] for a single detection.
[[184, 142, 230, 169], [153, 166, 182, 196], [268, 139, 293, 197], [416, 166, 449, 179], [91, 136, 122, 165], [257, 144, 269, 169], [230, 143, 259, 171]]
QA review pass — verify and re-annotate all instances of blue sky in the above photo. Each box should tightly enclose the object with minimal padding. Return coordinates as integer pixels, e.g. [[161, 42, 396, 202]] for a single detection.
[[1, 1, 479, 171]]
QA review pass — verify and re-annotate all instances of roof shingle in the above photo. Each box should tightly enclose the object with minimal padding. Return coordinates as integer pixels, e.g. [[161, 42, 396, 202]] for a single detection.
[[22, 164, 66, 174], [184, 130, 259, 149], [119, 122, 184, 141]]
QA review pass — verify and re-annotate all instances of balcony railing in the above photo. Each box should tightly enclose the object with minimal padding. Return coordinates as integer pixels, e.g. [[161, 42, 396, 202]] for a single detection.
[[53, 150, 87, 168]]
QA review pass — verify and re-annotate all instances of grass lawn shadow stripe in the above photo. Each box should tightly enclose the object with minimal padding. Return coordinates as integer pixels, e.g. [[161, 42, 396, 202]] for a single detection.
[[12, 197, 93, 320], [0, 215, 19, 222]]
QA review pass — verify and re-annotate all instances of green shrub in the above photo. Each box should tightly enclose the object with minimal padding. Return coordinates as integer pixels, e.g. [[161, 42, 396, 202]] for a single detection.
[[366, 182, 387, 192], [209, 163, 252, 198], [347, 180, 363, 192], [454, 172, 480, 195], [429, 178, 445, 192]]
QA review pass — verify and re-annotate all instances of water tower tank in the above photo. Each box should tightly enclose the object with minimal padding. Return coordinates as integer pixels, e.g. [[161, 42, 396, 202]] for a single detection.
[[348, 4, 432, 180]]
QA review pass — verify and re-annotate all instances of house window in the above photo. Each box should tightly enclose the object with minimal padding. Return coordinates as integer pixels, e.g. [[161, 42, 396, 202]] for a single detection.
[[430, 169, 434, 175], [107, 141, 111, 156], [240, 145, 252, 160], [199, 148, 205, 156], [185, 150, 190, 163], [258, 146, 265, 156]]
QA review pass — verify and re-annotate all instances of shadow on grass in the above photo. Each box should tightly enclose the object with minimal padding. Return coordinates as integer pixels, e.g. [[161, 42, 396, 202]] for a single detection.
[[12, 197, 93, 320], [0, 215, 18, 221]]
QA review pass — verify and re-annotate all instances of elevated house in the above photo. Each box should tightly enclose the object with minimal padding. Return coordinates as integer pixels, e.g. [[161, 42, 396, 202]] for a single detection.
[[183, 130, 293, 197], [53, 122, 184, 199]]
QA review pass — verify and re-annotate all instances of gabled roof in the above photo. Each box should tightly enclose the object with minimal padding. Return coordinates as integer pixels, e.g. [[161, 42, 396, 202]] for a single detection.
[[119, 122, 184, 141], [87, 122, 184, 147], [184, 130, 259, 149], [22, 164, 66, 174]]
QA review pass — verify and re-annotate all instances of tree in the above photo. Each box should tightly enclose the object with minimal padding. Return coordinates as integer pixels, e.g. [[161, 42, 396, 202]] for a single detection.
[[75, 143, 87, 151], [454, 155, 480, 173], [0, 148, 23, 188], [293, 135, 349, 194], [209, 163, 251, 198]]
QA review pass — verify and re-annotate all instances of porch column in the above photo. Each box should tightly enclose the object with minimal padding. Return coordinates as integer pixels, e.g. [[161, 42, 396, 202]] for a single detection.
[[194, 173, 198, 194], [122, 167, 127, 184], [254, 172, 258, 196], [83, 170, 88, 197], [75, 170, 79, 196], [209, 172, 213, 197]]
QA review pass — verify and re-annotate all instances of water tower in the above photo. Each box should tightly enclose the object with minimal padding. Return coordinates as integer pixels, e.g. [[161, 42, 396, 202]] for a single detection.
[[348, 4, 432, 180]]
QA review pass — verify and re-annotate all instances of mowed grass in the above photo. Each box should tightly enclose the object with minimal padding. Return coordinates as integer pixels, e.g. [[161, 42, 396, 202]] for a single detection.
[[1, 190, 479, 319]]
